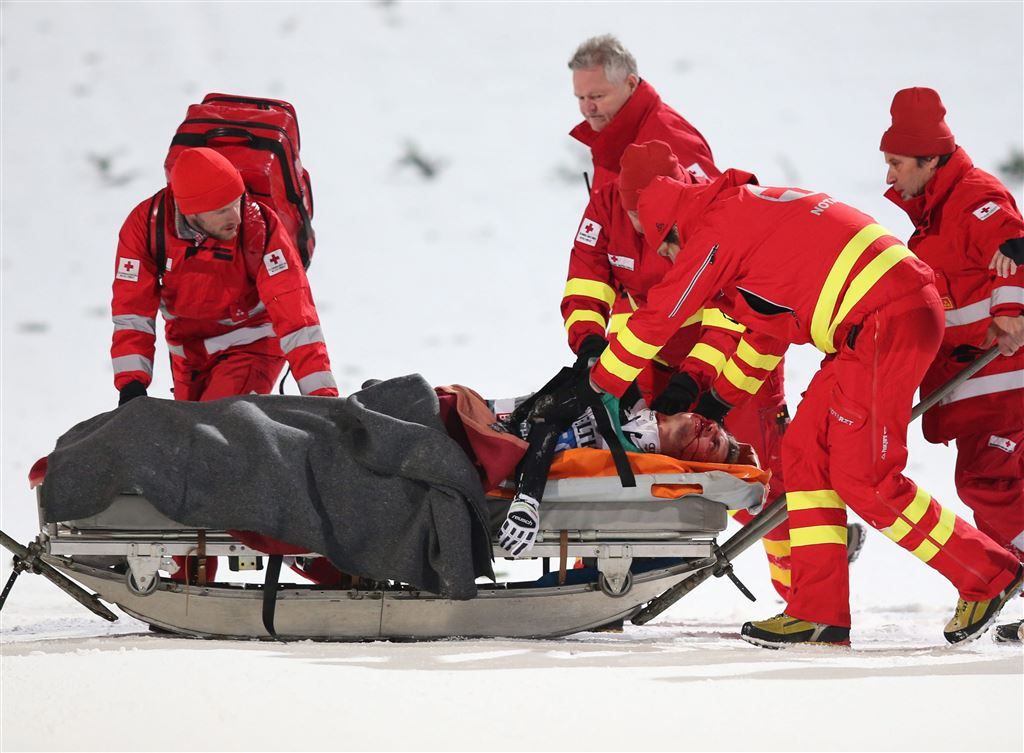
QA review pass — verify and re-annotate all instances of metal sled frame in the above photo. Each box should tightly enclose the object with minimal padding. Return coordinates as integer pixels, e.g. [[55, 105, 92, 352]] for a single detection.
[[27, 465, 764, 641]]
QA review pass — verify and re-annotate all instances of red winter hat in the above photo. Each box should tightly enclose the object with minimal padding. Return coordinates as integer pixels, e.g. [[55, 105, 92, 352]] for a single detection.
[[880, 87, 955, 156], [170, 147, 245, 214], [618, 140, 686, 210]]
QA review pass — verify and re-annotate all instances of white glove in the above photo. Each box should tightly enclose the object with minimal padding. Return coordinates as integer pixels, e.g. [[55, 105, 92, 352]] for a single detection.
[[498, 494, 540, 557]]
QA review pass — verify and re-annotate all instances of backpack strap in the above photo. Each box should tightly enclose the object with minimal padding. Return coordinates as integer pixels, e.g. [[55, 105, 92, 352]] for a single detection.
[[238, 197, 269, 283], [146, 189, 168, 286]]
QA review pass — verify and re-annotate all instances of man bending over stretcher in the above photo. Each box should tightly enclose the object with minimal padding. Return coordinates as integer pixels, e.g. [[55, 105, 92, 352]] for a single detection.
[[497, 390, 741, 557]]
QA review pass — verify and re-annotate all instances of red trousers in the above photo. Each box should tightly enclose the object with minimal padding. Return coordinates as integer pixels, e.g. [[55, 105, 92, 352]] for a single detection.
[[168, 346, 285, 582], [955, 429, 1024, 558], [784, 289, 1020, 627], [171, 347, 286, 402]]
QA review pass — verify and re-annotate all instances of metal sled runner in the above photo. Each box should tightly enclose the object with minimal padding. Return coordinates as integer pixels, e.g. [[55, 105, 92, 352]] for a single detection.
[[14, 449, 768, 641]]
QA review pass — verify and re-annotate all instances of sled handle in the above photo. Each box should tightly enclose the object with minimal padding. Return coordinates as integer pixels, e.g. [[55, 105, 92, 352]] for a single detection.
[[911, 346, 999, 420]]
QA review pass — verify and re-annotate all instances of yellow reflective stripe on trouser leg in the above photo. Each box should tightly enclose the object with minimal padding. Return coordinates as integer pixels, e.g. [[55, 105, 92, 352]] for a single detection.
[[564, 309, 607, 332], [810, 224, 889, 353], [769, 561, 792, 587], [790, 525, 848, 547], [881, 486, 931, 543], [563, 278, 617, 307], [788, 491, 847, 548], [787, 490, 847, 511], [608, 312, 630, 335], [762, 538, 791, 557]]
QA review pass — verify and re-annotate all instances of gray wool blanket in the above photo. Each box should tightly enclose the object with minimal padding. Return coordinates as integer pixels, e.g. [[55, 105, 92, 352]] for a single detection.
[[40, 374, 495, 598]]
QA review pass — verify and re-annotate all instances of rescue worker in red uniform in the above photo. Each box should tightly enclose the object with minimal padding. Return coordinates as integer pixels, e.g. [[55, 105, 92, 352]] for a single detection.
[[880, 87, 1024, 642], [562, 141, 795, 598], [563, 147, 1023, 646], [564, 37, 799, 597], [111, 147, 338, 405], [111, 148, 338, 584]]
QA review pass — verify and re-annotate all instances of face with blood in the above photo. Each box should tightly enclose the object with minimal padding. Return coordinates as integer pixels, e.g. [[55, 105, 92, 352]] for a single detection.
[[657, 412, 733, 464]]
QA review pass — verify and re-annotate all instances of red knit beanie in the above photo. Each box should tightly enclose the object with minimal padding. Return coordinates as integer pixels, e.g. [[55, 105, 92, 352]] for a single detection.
[[618, 140, 685, 210], [170, 147, 245, 214], [880, 87, 955, 156]]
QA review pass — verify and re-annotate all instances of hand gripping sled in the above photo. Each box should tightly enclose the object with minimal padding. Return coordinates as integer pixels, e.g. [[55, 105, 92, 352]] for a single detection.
[[632, 346, 1001, 625]]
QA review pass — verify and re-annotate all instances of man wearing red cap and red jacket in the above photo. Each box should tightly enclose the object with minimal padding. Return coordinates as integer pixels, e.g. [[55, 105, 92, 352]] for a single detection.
[[880, 88, 1024, 568], [563, 140, 796, 599], [553, 156, 1023, 646], [111, 147, 338, 405]]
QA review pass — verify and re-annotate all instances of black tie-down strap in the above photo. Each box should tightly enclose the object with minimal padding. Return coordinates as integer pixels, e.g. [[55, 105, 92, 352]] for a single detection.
[[586, 387, 636, 489], [712, 543, 755, 601], [262, 554, 283, 638]]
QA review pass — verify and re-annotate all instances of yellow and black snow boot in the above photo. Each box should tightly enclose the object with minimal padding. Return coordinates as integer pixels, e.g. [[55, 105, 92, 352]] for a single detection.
[[740, 613, 850, 649], [944, 565, 1024, 645]]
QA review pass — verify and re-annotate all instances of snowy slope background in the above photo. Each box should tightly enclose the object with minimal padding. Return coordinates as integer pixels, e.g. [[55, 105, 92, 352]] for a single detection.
[[1, 2, 1022, 751]]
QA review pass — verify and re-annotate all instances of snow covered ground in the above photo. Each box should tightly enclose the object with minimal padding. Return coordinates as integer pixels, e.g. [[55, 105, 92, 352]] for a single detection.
[[1, 1, 1022, 751]]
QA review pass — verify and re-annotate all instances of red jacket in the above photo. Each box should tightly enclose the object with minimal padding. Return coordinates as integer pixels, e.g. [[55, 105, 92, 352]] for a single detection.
[[561, 180, 751, 390], [111, 191, 337, 396], [886, 148, 1024, 442], [570, 79, 719, 191], [591, 171, 936, 403]]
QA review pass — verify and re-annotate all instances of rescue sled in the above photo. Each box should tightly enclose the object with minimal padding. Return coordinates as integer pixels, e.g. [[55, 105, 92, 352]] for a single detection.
[[13, 447, 769, 641]]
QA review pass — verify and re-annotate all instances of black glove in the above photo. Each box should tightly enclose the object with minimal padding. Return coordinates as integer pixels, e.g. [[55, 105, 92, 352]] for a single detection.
[[573, 335, 607, 370], [650, 372, 699, 415], [118, 380, 147, 406], [693, 389, 732, 425], [998, 236, 1024, 263]]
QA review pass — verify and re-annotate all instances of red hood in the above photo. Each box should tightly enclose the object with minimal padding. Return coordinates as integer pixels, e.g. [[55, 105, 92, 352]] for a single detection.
[[637, 168, 758, 253]]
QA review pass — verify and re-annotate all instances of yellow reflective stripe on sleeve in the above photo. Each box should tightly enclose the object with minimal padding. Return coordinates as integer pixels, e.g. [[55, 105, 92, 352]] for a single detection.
[[790, 525, 848, 547], [787, 490, 846, 511], [688, 343, 728, 375], [564, 309, 607, 332], [736, 339, 783, 371], [762, 538, 791, 557], [608, 312, 630, 335], [598, 348, 643, 383], [769, 562, 792, 587], [723, 359, 766, 395], [564, 278, 616, 307], [825, 244, 914, 349], [702, 307, 746, 332], [618, 326, 661, 360], [811, 224, 889, 353]]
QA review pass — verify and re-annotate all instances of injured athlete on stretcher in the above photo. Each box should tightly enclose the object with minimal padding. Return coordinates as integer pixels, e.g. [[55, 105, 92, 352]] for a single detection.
[[490, 375, 746, 558]]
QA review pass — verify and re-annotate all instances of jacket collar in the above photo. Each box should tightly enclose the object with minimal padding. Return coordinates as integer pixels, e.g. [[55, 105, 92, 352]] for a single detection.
[[884, 146, 971, 227], [569, 79, 663, 174]]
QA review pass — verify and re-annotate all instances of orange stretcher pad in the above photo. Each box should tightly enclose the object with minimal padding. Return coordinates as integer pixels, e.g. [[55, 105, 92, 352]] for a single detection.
[[487, 447, 771, 502]]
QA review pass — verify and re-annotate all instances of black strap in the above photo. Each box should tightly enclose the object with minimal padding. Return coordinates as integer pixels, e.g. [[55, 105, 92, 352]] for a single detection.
[[587, 390, 636, 488], [262, 554, 283, 638], [154, 193, 167, 285]]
